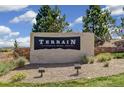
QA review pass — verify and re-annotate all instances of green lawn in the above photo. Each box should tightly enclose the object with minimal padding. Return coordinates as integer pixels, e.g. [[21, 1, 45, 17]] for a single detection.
[[111, 52, 124, 59], [1, 73, 124, 87], [0, 61, 16, 76]]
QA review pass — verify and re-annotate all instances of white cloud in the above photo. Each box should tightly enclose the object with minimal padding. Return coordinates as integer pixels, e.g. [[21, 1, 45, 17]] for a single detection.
[[0, 36, 30, 48], [0, 26, 11, 34], [104, 5, 124, 16], [10, 10, 37, 24], [69, 16, 82, 27], [0, 5, 28, 12], [0, 40, 14, 48], [16, 37, 29, 43], [0, 25, 22, 48], [0, 25, 30, 48], [16, 36, 30, 47], [0, 26, 19, 36], [9, 32, 20, 37], [75, 16, 82, 23], [32, 18, 36, 24], [0, 37, 15, 47]]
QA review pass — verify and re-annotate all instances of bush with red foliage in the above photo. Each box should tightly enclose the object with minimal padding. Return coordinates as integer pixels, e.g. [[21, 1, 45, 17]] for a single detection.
[[15, 48, 30, 60]]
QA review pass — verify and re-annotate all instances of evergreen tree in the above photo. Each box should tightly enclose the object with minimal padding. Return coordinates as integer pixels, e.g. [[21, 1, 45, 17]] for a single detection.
[[102, 9, 116, 41], [82, 5, 115, 46], [121, 17, 124, 28], [32, 5, 71, 32], [112, 17, 124, 38], [83, 5, 101, 33], [13, 40, 19, 58], [14, 40, 18, 49], [118, 17, 124, 38]]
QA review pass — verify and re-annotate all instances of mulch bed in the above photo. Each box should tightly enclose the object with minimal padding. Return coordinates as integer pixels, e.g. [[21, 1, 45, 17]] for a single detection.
[[0, 59, 124, 83]]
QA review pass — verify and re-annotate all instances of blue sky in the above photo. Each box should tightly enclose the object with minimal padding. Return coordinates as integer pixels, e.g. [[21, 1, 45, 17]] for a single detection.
[[0, 5, 124, 47]]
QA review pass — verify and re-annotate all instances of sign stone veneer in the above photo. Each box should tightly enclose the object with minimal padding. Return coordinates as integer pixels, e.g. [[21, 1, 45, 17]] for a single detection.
[[30, 32, 94, 64]]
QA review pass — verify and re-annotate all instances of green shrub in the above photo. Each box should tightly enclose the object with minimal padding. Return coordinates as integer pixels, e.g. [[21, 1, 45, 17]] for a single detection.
[[0, 60, 16, 76], [10, 72, 26, 82], [112, 53, 124, 59], [88, 56, 94, 64], [80, 55, 89, 64], [0, 57, 28, 76], [15, 57, 28, 67], [96, 53, 112, 62], [0, 48, 11, 52]]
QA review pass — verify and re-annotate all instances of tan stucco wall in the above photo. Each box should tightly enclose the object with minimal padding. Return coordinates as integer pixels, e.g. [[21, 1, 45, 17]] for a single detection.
[[30, 32, 94, 64]]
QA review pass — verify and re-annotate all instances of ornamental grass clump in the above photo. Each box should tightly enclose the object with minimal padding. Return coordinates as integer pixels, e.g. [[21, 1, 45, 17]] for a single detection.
[[0, 60, 16, 76], [88, 56, 94, 64], [10, 72, 26, 82], [96, 53, 112, 62], [81, 55, 95, 64], [15, 57, 28, 68], [80, 55, 89, 64]]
